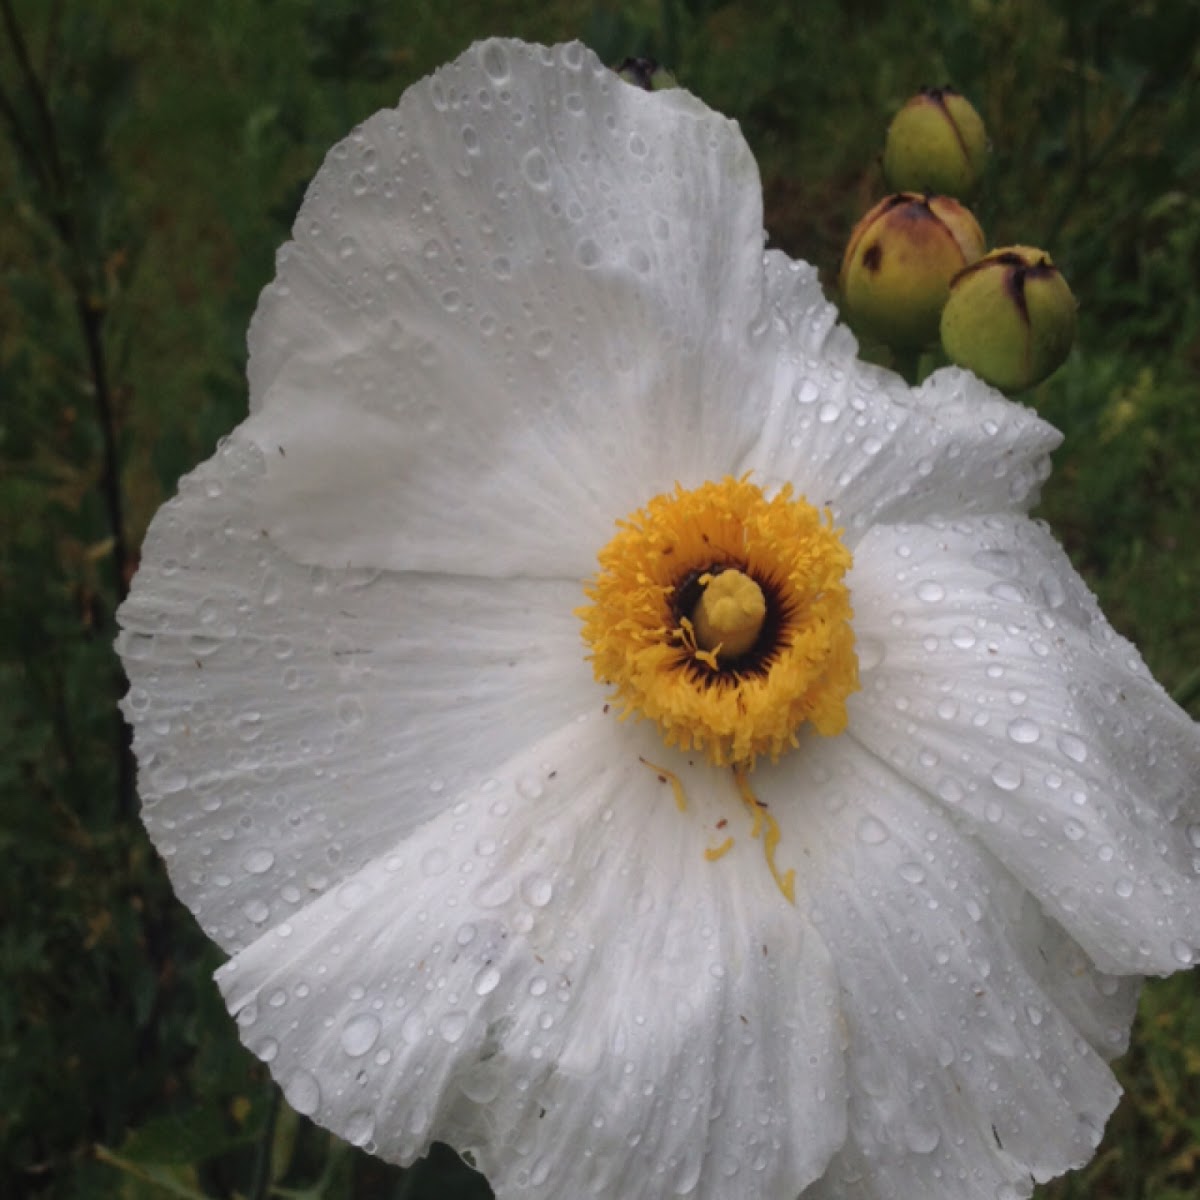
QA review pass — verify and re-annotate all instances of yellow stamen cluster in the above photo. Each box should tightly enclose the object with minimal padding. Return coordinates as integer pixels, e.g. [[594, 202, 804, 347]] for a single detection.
[[579, 477, 858, 767]]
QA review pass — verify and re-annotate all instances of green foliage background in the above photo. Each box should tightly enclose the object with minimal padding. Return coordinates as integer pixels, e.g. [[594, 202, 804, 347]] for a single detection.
[[2, 1, 1198, 1197]]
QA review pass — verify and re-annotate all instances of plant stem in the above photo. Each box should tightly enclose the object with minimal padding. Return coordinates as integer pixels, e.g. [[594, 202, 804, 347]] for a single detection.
[[2, 0, 135, 814]]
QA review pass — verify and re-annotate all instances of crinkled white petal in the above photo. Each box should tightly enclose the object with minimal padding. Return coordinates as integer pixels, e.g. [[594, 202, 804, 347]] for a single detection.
[[733, 253, 1062, 540], [755, 734, 1128, 1200], [217, 721, 846, 1200], [847, 513, 1200, 974], [118, 433, 591, 954], [245, 39, 773, 578]]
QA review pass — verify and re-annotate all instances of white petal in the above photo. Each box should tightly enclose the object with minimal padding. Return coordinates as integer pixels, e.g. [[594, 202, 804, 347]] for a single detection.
[[244, 39, 772, 578], [118, 434, 592, 953], [735, 253, 1062, 537], [755, 734, 1126, 1200], [217, 720, 846, 1200], [848, 513, 1200, 974]]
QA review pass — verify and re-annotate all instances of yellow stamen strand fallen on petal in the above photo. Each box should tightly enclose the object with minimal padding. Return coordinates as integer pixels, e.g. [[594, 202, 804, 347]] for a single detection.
[[734, 765, 796, 904], [639, 756, 688, 812], [692, 569, 766, 660], [579, 476, 858, 768], [704, 836, 735, 862]]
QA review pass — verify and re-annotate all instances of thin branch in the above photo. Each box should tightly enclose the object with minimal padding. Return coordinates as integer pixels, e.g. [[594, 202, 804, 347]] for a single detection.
[[1, 0, 65, 187], [2, 0, 136, 816]]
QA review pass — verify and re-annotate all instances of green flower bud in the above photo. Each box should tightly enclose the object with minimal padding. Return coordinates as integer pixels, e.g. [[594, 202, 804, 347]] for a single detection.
[[883, 87, 988, 199], [839, 193, 986, 349], [940, 246, 1077, 391], [615, 57, 677, 91]]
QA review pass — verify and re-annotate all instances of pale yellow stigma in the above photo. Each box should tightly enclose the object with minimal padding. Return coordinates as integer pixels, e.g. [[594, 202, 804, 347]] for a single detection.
[[692, 570, 765, 660]]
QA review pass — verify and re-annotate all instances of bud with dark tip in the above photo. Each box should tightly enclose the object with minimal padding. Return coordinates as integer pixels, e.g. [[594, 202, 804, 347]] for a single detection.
[[884, 87, 988, 199], [615, 57, 677, 91], [839, 193, 986, 349], [940, 247, 1077, 391]]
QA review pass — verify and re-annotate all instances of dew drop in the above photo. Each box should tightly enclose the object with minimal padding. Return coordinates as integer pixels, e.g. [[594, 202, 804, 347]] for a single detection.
[[284, 1069, 321, 1116], [474, 963, 502, 996], [481, 43, 510, 83], [340, 1013, 381, 1057], [1007, 717, 1041, 745], [857, 816, 889, 845], [242, 847, 275, 875], [991, 761, 1023, 791], [439, 1011, 470, 1043], [421, 847, 449, 877], [916, 581, 945, 604], [1062, 817, 1086, 842], [1057, 733, 1088, 764], [575, 238, 600, 268], [796, 380, 820, 405], [521, 873, 554, 908], [346, 1109, 376, 1147], [904, 1121, 941, 1154], [521, 147, 551, 189], [937, 777, 964, 804]]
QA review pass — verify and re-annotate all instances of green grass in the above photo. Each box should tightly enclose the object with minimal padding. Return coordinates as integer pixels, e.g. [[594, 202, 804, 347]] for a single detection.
[[2, 0, 1198, 1196]]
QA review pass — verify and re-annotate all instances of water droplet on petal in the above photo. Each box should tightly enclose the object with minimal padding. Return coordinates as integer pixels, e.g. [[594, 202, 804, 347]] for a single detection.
[[439, 1011, 469, 1043], [857, 816, 889, 845], [345, 1109, 376, 1147], [242, 848, 275, 875], [1007, 718, 1041, 745], [474, 963, 502, 996], [422, 847, 449, 877], [481, 43, 510, 83], [904, 1121, 941, 1154], [916, 581, 945, 603], [1057, 732, 1088, 763], [521, 148, 551, 189], [284, 1069, 321, 1116], [991, 761, 1023, 791], [341, 1013, 381, 1057], [575, 238, 600, 268], [521, 873, 554, 908]]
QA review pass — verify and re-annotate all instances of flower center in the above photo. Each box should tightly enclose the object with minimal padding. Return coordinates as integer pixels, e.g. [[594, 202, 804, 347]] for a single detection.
[[579, 476, 858, 767]]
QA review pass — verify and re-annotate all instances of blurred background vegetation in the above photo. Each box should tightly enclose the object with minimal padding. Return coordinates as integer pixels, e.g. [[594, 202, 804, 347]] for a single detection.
[[2, 0, 1198, 1196]]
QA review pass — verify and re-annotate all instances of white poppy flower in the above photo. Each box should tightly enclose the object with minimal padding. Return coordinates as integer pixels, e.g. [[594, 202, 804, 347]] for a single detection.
[[117, 38, 1200, 1200]]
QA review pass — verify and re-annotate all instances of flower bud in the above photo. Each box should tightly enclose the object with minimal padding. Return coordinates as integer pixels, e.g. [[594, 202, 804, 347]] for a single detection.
[[838, 193, 986, 349], [883, 87, 988, 199], [939, 246, 1077, 391], [615, 57, 677, 91]]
